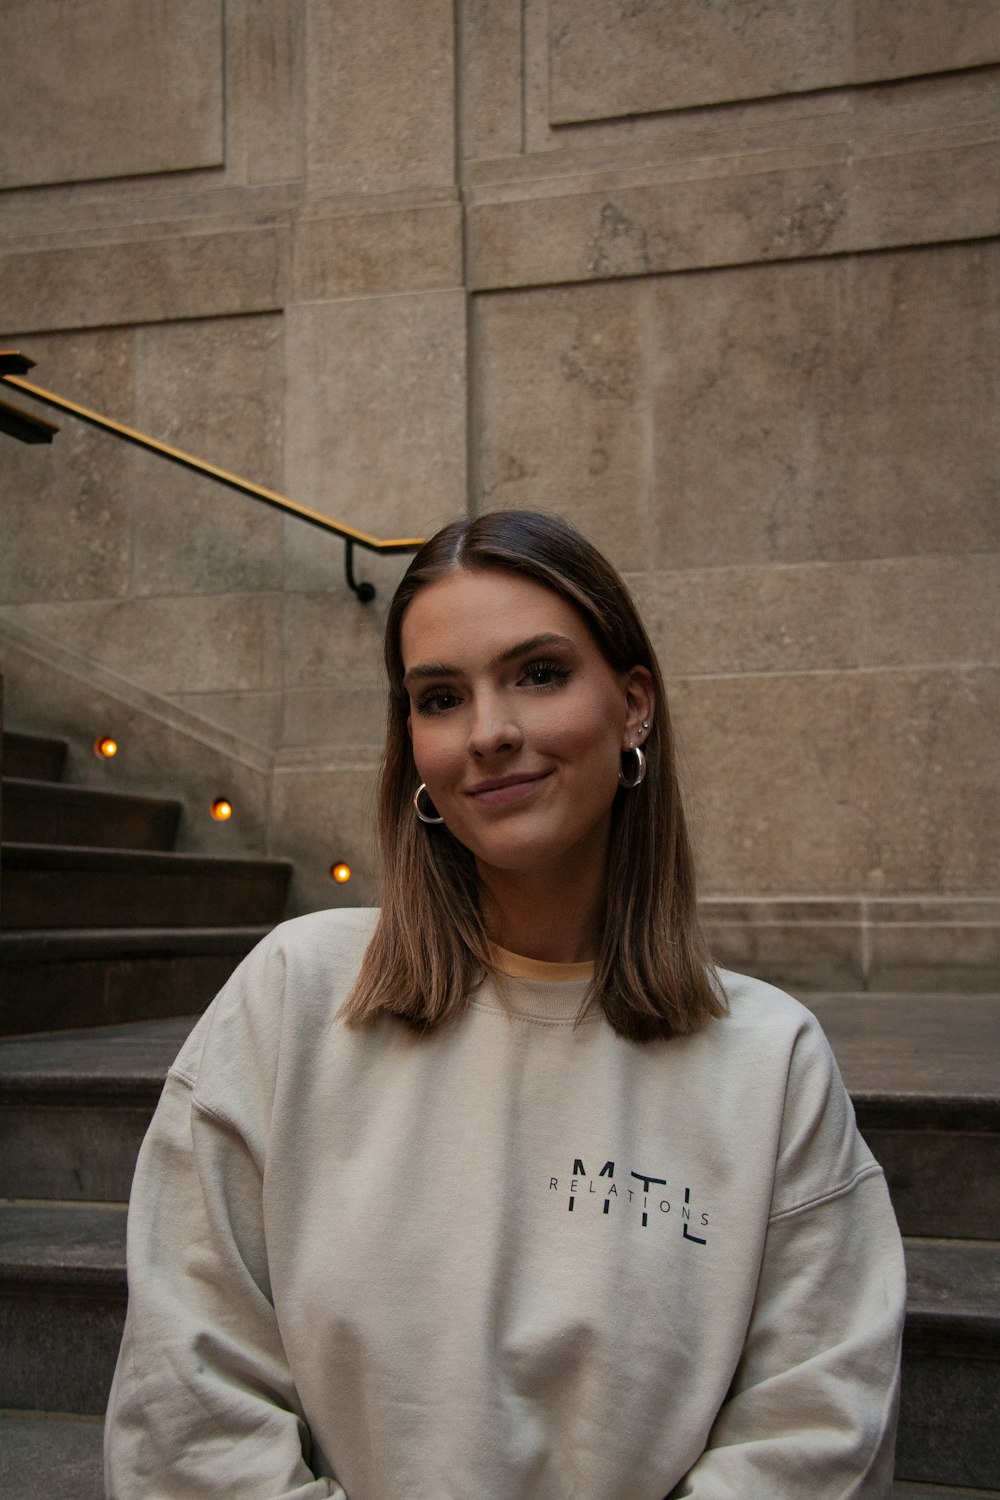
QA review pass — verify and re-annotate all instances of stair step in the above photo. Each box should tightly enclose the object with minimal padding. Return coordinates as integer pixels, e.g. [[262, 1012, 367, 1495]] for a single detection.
[[0, 1413, 104, 1500], [1, 842, 292, 929], [897, 1238, 1000, 1491], [0, 1202, 126, 1414], [1, 731, 67, 783], [814, 994, 1000, 1240], [1, 777, 182, 851], [0, 925, 268, 1034], [892, 1487, 1000, 1498], [0, 1017, 195, 1200]]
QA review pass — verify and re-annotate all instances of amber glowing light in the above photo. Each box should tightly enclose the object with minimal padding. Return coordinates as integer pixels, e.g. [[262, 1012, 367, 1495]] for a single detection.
[[94, 736, 118, 759], [330, 862, 352, 885], [210, 798, 233, 822]]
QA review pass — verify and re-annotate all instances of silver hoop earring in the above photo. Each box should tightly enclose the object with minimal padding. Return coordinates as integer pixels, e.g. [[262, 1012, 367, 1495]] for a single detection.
[[413, 783, 445, 824], [618, 745, 646, 790]]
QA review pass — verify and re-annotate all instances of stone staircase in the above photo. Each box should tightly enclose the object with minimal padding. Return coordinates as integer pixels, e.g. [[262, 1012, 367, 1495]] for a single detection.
[[0, 727, 291, 1496], [1, 729, 998, 1496]]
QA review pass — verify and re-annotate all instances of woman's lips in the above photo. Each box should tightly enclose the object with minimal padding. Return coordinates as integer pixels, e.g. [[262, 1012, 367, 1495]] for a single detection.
[[465, 771, 552, 809]]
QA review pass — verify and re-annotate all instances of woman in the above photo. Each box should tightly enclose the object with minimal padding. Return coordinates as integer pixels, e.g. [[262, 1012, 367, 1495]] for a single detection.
[[105, 510, 905, 1499]]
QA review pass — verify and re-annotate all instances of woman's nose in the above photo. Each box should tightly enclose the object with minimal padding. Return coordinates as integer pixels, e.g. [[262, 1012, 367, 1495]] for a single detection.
[[467, 697, 523, 757]]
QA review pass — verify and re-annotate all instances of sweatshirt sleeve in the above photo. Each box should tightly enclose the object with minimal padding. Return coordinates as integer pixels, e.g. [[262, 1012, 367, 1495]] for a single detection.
[[104, 953, 347, 1499], [671, 1014, 906, 1500]]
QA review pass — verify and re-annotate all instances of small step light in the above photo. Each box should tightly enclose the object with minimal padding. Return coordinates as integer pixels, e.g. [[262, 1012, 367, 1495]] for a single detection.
[[210, 798, 233, 822], [330, 862, 352, 885], [94, 736, 118, 759]]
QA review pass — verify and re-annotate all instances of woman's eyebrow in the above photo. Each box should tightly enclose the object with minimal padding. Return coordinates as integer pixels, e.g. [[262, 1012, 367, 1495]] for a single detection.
[[490, 632, 574, 669], [403, 633, 574, 687]]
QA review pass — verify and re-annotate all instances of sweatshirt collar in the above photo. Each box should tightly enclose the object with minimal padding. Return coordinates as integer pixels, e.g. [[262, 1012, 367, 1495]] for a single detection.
[[474, 946, 598, 1023]]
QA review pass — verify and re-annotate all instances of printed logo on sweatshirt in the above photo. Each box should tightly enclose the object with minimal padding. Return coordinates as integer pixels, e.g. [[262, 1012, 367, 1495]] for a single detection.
[[547, 1158, 709, 1243]]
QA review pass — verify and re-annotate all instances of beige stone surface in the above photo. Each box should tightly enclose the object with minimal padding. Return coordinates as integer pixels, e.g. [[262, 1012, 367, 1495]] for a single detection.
[[0, 0, 224, 189], [468, 166, 853, 289], [630, 564, 860, 677], [648, 244, 999, 569], [269, 765, 380, 911], [461, 0, 523, 160], [858, 555, 1000, 668], [855, 0, 1000, 83], [282, 689, 387, 750], [130, 316, 284, 596], [283, 593, 387, 692], [702, 918, 865, 993], [0, 229, 286, 335], [229, 0, 306, 188], [548, 0, 850, 123], [866, 921, 1000, 993], [845, 241, 1000, 558], [467, 140, 1000, 291], [855, 668, 1000, 893], [2, 595, 283, 696], [305, 0, 454, 194], [169, 691, 284, 750], [651, 257, 851, 568], [852, 139, 1000, 253], [292, 203, 463, 301], [667, 672, 867, 895], [0, 331, 133, 604], [283, 292, 466, 542], [474, 280, 651, 571]]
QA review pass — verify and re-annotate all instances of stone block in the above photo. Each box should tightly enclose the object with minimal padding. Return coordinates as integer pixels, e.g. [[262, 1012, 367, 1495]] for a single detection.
[[283, 591, 387, 692], [0, 227, 286, 335], [866, 921, 1000, 994], [282, 689, 388, 751], [0, 0, 224, 189], [666, 672, 867, 895], [704, 918, 864, 993], [292, 203, 463, 301], [305, 0, 455, 194], [0, 331, 133, 604], [461, 0, 523, 160], [548, 0, 850, 123], [853, 137, 1000, 252], [856, 0, 1000, 83], [269, 763, 381, 912], [467, 165, 853, 289], [845, 241, 1000, 558], [230, 0, 306, 187], [169, 692, 284, 750], [629, 563, 860, 676], [130, 316, 284, 596], [283, 292, 466, 543], [854, 668, 1000, 894], [650, 258, 852, 569], [1, 594, 282, 697], [858, 555, 1000, 669], [474, 280, 651, 571]]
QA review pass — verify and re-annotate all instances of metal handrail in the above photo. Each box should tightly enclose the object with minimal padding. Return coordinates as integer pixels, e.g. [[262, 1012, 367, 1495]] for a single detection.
[[0, 350, 424, 600]]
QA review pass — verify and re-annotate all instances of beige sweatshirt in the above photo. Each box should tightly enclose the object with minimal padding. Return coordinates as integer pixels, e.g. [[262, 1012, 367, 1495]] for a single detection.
[[105, 908, 905, 1499]]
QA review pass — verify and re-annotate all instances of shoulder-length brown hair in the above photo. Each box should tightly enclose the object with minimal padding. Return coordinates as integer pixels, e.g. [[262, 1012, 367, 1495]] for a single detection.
[[342, 509, 724, 1042]]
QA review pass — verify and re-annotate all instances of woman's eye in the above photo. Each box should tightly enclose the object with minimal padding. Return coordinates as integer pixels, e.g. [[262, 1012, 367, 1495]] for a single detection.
[[415, 689, 460, 715], [521, 660, 570, 688]]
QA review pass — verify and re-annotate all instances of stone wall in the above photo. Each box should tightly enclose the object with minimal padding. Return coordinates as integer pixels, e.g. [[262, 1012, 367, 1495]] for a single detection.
[[1, 0, 997, 985]]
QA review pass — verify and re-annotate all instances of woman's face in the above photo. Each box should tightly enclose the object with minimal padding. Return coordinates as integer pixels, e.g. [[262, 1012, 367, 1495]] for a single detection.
[[401, 566, 652, 885]]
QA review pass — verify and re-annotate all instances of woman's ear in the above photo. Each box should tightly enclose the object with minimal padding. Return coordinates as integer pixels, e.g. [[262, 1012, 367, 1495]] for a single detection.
[[622, 666, 655, 749]]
